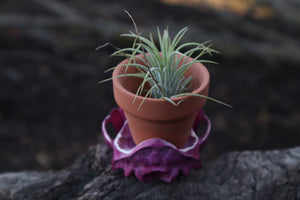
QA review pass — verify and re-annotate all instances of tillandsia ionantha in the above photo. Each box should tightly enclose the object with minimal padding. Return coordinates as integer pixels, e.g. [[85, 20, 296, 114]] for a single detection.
[[98, 11, 231, 110]]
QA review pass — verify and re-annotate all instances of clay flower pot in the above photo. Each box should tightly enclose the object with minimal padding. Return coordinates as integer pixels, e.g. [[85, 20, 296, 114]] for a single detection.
[[112, 55, 210, 148]]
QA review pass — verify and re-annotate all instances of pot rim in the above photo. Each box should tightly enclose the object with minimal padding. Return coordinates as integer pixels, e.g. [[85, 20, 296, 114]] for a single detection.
[[112, 55, 210, 103], [112, 54, 210, 121]]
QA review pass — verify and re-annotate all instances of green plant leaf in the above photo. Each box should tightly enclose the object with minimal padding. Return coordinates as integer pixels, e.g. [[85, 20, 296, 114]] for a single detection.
[[171, 93, 232, 108]]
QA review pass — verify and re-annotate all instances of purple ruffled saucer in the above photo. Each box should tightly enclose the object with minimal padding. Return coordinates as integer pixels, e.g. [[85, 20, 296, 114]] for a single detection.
[[102, 108, 211, 182]]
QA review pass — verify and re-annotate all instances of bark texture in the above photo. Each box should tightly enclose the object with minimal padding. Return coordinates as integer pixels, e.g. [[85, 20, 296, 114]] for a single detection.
[[0, 145, 299, 200]]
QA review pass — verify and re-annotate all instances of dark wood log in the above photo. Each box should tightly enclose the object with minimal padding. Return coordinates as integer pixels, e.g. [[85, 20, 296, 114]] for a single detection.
[[0, 144, 299, 200]]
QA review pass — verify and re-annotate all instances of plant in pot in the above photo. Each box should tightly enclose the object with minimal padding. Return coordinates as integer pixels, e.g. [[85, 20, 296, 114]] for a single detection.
[[100, 13, 230, 148]]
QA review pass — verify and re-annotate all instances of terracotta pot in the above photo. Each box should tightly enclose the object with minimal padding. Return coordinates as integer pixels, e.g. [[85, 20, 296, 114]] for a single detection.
[[112, 54, 210, 148]]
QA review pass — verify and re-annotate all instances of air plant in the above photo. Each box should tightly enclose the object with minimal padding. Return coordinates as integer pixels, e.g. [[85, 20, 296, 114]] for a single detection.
[[99, 11, 231, 109]]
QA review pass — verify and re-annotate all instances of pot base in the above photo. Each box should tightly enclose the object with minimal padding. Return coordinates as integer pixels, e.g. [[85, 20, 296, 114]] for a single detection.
[[101, 108, 211, 182]]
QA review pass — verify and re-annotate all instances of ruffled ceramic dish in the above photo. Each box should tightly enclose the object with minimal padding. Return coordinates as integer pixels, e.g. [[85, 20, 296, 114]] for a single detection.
[[102, 108, 211, 182]]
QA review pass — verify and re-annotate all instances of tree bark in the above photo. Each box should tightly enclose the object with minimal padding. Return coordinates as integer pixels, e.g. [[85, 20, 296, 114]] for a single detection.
[[0, 144, 299, 200]]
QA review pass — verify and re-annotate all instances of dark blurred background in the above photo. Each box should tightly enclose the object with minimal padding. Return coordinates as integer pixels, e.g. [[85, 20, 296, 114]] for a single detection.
[[0, 0, 299, 172]]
